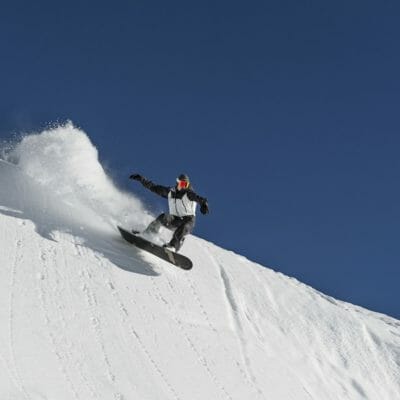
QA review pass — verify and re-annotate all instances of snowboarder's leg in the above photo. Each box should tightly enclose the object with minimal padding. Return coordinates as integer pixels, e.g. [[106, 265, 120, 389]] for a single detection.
[[168, 217, 195, 251], [144, 213, 174, 234]]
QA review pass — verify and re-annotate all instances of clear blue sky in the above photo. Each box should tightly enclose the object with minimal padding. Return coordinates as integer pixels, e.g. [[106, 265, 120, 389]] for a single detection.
[[1, 1, 399, 319]]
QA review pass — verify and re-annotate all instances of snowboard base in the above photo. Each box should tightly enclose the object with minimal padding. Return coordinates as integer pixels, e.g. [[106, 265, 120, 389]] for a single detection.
[[117, 226, 193, 270]]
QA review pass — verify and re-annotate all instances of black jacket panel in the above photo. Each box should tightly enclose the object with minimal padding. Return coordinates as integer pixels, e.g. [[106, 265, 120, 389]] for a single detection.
[[185, 189, 207, 206], [140, 178, 170, 198]]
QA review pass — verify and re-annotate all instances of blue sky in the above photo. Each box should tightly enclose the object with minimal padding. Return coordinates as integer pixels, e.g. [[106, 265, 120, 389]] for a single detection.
[[1, 1, 399, 319]]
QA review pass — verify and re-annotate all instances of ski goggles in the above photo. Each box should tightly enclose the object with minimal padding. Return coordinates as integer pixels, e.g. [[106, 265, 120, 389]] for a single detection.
[[176, 179, 189, 189]]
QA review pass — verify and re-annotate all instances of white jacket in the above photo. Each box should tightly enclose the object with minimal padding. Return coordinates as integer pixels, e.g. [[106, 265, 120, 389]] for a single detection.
[[168, 191, 197, 217]]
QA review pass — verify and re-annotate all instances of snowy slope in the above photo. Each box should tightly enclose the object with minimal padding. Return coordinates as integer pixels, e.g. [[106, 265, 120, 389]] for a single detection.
[[0, 124, 399, 400]]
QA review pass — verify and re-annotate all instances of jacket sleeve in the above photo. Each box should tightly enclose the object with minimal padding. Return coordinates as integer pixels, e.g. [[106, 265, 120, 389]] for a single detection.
[[186, 190, 208, 205], [140, 177, 170, 198]]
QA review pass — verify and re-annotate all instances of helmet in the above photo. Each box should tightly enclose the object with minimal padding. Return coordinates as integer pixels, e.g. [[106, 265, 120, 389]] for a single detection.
[[178, 174, 189, 182], [176, 174, 190, 190]]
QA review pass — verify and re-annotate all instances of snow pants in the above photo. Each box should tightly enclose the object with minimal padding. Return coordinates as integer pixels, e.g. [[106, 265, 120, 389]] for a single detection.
[[144, 213, 195, 250]]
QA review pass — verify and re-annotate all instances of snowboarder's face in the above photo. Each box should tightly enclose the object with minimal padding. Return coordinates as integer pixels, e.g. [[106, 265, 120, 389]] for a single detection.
[[176, 179, 189, 191]]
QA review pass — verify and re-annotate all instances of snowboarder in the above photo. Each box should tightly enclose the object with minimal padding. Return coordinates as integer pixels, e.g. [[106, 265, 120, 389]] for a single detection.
[[129, 173, 209, 252]]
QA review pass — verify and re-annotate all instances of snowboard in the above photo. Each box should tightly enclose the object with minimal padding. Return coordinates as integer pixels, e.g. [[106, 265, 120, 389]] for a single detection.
[[117, 226, 193, 270]]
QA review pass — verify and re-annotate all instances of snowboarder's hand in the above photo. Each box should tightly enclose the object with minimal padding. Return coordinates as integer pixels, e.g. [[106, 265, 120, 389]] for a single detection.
[[200, 201, 209, 215], [130, 174, 143, 182]]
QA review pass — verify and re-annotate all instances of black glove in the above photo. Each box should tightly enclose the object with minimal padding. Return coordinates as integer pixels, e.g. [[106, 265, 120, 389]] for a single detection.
[[200, 201, 209, 215], [129, 173, 143, 182]]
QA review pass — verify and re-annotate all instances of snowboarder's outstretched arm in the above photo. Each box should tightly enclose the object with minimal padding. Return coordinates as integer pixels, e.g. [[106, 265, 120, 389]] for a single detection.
[[130, 174, 170, 198]]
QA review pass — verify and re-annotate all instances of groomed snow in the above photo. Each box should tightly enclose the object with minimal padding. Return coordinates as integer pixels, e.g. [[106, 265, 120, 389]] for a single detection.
[[0, 124, 399, 400]]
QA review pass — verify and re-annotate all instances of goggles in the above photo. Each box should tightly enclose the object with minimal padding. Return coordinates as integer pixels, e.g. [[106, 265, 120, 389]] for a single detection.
[[176, 178, 189, 189]]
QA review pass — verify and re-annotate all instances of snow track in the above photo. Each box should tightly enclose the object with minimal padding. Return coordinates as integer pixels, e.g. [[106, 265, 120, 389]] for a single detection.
[[38, 245, 81, 400], [151, 273, 233, 400], [199, 243, 265, 400], [1, 126, 400, 399], [8, 237, 31, 400]]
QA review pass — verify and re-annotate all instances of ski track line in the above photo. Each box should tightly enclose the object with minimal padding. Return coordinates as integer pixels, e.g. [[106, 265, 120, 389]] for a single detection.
[[164, 271, 254, 397], [86, 247, 161, 400], [72, 241, 124, 400], [150, 274, 234, 400], [126, 321, 182, 400], [8, 237, 32, 400], [233, 260, 316, 400], [209, 248, 309, 400], [246, 262, 280, 315], [87, 247, 182, 400], [38, 246, 81, 400], [100, 274, 147, 398], [56, 240, 100, 400], [201, 244, 266, 400], [238, 292, 314, 400], [77, 236, 183, 400], [5, 237, 30, 399], [0, 347, 21, 396], [182, 265, 259, 386]]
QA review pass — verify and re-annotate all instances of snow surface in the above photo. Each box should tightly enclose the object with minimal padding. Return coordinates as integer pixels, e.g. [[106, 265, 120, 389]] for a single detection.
[[0, 124, 399, 400]]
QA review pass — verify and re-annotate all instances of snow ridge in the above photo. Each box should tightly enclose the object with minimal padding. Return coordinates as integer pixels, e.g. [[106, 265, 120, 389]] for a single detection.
[[0, 124, 399, 400]]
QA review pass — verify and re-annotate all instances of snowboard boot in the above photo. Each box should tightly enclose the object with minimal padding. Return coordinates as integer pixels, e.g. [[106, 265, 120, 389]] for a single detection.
[[166, 237, 185, 253], [163, 243, 175, 251]]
